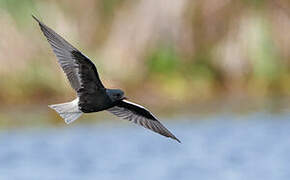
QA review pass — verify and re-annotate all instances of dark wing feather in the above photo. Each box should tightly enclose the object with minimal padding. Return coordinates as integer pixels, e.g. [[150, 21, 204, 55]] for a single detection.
[[33, 15, 104, 93], [70, 51, 104, 93], [107, 100, 181, 143]]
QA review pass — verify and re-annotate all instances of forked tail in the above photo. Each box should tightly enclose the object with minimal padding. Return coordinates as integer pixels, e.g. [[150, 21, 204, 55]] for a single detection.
[[49, 98, 83, 124]]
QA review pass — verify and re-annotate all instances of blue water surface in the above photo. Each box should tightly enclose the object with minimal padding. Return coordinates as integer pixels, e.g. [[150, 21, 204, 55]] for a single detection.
[[1, 113, 290, 180]]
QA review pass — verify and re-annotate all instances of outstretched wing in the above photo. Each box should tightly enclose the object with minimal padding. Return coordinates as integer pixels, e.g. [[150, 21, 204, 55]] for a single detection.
[[33, 15, 104, 93], [107, 100, 181, 143]]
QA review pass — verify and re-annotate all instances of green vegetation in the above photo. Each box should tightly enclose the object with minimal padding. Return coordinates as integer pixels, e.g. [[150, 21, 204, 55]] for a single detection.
[[0, 0, 289, 112]]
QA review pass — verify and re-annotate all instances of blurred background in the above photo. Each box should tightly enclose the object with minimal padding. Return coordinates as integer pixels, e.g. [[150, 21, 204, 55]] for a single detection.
[[0, 0, 290, 179]]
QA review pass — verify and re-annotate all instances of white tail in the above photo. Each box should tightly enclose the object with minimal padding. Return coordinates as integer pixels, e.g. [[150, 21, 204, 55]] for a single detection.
[[48, 98, 83, 124]]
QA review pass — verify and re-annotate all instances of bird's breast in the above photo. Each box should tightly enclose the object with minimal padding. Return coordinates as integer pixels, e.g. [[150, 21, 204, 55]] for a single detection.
[[78, 91, 113, 113]]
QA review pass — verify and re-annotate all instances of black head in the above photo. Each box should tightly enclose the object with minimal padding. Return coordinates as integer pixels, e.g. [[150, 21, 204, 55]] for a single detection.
[[106, 89, 125, 102]]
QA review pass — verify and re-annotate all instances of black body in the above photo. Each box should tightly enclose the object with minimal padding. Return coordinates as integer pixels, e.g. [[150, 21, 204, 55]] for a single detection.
[[71, 51, 114, 112]]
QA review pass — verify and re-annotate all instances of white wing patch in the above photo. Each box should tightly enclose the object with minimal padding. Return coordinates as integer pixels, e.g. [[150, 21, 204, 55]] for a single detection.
[[107, 100, 180, 143]]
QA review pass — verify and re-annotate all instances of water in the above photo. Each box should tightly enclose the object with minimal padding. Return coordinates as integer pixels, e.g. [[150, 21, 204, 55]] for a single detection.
[[1, 113, 290, 180]]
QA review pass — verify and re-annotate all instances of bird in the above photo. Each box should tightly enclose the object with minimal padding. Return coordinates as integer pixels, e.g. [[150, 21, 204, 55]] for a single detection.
[[33, 15, 180, 143]]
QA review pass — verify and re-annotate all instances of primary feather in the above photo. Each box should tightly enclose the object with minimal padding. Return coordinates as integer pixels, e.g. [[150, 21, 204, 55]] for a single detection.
[[32, 15, 104, 93], [107, 100, 181, 143]]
